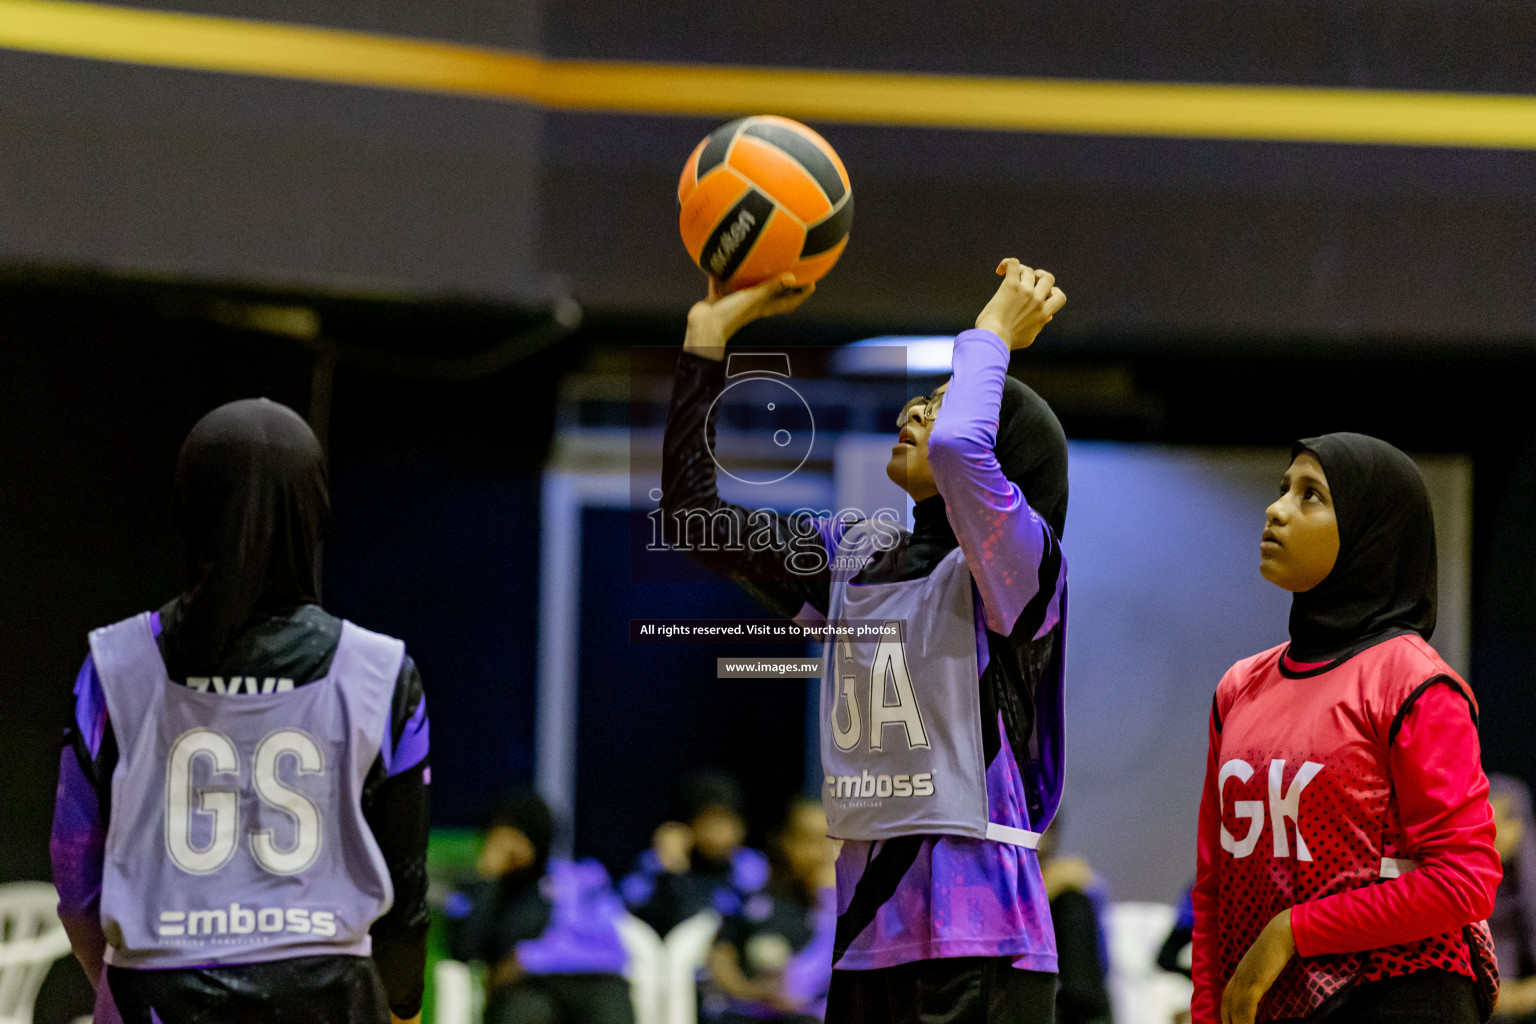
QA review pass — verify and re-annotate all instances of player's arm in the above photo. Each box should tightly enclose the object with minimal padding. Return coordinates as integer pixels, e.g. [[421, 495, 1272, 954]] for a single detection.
[[51, 655, 113, 988], [663, 275, 839, 619], [1288, 680, 1499, 954], [927, 260, 1066, 639], [364, 656, 431, 1024], [1190, 696, 1225, 1024]]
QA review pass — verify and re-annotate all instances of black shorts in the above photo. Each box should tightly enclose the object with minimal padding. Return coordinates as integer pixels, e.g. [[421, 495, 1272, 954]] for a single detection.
[[484, 973, 635, 1024], [106, 954, 391, 1024], [825, 957, 1056, 1024], [1318, 968, 1480, 1024]]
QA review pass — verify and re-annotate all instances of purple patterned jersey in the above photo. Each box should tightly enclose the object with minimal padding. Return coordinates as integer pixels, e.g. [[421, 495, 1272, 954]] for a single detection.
[[815, 329, 1068, 971]]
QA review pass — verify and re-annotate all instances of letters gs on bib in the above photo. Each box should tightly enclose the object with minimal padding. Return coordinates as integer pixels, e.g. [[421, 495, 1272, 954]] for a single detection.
[[166, 727, 326, 877], [1219, 757, 1325, 860]]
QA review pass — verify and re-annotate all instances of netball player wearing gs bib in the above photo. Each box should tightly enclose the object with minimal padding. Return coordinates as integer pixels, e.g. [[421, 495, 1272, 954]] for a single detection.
[[661, 261, 1069, 1024], [1193, 434, 1501, 1024], [50, 400, 430, 1024]]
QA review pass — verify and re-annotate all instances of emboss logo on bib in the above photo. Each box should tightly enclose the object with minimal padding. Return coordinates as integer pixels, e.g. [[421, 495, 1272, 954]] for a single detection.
[[824, 770, 935, 803], [157, 903, 337, 939], [1218, 757, 1324, 860]]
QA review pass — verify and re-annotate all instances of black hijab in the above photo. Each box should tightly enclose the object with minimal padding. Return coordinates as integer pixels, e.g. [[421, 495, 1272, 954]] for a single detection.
[[163, 399, 329, 677], [1286, 432, 1437, 664], [868, 375, 1070, 585], [995, 376, 1069, 541]]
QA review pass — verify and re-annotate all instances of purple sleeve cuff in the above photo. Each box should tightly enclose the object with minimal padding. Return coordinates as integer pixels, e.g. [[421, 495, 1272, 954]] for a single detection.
[[383, 693, 429, 777]]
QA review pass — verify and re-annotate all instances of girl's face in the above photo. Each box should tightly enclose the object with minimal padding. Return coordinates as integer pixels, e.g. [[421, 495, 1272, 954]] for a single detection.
[[886, 382, 949, 501], [1261, 452, 1341, 593]]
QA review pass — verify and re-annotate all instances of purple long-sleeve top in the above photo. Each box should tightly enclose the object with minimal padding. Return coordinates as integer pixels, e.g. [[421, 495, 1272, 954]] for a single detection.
[[818, 328, 1067, 971]]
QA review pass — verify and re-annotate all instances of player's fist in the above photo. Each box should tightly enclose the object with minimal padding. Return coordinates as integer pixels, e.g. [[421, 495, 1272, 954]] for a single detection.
[[975, 258, 1065, 351]]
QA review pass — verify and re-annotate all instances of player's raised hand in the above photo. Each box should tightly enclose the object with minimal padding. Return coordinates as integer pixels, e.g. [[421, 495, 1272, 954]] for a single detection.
[[975, 258, 1065, 351], [684, 273, 816, 359]]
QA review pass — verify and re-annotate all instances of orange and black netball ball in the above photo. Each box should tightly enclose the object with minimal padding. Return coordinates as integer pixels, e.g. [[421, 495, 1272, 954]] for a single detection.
[[678, 115, 853, 292]]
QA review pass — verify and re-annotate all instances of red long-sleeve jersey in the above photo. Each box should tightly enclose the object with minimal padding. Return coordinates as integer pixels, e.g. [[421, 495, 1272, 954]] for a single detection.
[[1191, 635, 1500, 1023]]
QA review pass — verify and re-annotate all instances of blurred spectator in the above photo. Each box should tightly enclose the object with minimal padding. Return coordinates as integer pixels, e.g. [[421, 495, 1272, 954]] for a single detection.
[[622, 770, 770, 936], [705, 798, 837, 1023], [1038, 828, 1114, 1024], [445, 791, 634, 1024], [1490, 774, 1536, 1022], [1156, 886, 1195, 979]]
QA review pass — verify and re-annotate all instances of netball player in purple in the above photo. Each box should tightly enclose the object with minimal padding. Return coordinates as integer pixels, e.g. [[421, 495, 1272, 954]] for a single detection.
[[50, 399, 430, 1024], [661, 260, 1069, 1024]]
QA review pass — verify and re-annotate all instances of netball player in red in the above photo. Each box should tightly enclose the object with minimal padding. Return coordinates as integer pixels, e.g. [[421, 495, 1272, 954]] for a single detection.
[[1193, 434, 1501, 1024]]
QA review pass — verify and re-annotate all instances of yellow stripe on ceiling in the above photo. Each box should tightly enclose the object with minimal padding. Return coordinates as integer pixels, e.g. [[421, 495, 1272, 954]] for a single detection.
[[4, 0, 1536, 149]]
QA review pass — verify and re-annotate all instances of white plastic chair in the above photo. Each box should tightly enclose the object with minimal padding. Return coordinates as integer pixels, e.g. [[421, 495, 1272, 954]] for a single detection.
[[660, 911, 720, 1024], [616, 915, 664, 1024], [432, 958, 476, 1024], [0, 882, 75, 1024], [1106, 901, 1193, 1024]]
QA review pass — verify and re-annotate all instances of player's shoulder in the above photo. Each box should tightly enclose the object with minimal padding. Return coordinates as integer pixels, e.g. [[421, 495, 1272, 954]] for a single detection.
[[1219, 642, 1287, 688], [85, 608, 161, 655], [1214, 642, 1288, 718], [1369, 633, 1473, 707], [337, 616, 406, 648], [1377, 632, 1458, 679]]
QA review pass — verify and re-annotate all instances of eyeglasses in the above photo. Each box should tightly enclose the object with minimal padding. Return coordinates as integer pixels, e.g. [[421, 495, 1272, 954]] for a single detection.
[[895, 392, 944, 430]]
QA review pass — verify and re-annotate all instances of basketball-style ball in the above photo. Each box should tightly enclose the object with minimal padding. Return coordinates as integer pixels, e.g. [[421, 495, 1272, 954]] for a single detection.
[[678, 115, 853, 292]]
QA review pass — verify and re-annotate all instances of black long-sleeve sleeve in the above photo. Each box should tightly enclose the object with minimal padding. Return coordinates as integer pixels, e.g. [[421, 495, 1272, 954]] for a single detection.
[[364, 656, 431, 1019], [1156, 921, 1194, 978], [1051, 889, 1115, 1024], [661, 351, 832, 618]]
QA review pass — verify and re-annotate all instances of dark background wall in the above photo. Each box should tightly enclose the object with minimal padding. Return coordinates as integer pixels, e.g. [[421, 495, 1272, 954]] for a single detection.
[[5, 0, 1536, 334]]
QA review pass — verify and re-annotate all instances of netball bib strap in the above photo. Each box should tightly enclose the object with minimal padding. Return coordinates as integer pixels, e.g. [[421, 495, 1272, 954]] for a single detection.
[[88, 612, 167, 751], [984, 822, 1042, 849], [331, 621, 406, 775], [331, 621, 405, 687]]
